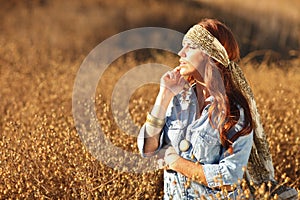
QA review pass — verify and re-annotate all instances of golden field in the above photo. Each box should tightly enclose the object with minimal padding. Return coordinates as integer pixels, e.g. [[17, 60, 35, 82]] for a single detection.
[[0, 0, 299, 199]]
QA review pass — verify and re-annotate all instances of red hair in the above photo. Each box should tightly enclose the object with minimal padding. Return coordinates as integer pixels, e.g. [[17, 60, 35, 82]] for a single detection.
[[198, 19, 253, 151]]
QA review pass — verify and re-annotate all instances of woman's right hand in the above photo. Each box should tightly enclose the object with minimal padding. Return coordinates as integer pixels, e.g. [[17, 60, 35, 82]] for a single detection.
[[144, 68, 186, 153], [160, 67, 187, 96]]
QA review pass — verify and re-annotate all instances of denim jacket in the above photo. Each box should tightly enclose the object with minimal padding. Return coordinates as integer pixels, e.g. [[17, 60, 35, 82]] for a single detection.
[[138, 86, 253, 199]]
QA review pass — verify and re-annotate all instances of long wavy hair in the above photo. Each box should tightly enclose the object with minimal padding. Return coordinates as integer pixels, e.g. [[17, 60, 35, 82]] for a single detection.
[[198, 19, 253, 151]]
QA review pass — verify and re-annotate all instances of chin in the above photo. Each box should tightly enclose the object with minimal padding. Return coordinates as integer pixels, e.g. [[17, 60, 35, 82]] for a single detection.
[[180, 69, 191, 76], [179, 70, 186, 76]]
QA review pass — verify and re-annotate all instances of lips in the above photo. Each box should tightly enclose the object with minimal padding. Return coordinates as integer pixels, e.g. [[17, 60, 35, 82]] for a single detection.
[[179, 59, 186, 63], [179, 59, 188, 66]]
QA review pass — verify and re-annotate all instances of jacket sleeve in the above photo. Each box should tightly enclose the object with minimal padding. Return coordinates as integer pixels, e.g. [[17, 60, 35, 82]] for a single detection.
[[202, 106, 254, 187], [202, 132, 253, 187], [137, 124, 166, 157]]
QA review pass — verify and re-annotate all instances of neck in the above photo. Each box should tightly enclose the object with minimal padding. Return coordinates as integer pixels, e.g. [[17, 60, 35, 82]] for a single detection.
[[195, 81, 210, 112]]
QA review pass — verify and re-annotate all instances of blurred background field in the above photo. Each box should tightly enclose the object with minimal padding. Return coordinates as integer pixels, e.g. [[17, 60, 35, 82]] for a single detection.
[[0, 0, 299, 199]]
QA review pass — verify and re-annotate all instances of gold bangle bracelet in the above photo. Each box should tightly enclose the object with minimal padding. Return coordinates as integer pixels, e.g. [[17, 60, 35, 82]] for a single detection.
[[146, 112, 165, 128], [146, 120, 165, 129]]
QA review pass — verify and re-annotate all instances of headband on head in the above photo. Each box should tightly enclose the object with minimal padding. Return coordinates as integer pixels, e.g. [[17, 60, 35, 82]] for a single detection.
[[184, 24, 253, 101], [183, 24, 230, 67]]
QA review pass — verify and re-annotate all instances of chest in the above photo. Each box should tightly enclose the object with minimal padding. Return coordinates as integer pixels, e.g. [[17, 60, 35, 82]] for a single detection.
[[165, 116, 222, 164]]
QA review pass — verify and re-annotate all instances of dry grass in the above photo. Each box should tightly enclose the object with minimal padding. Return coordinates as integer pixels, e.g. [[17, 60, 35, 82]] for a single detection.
[[0, 0, 299, 199], [198, 0, 300, 21], [242, 58, 300, 186], [196, 0, 300, 58]]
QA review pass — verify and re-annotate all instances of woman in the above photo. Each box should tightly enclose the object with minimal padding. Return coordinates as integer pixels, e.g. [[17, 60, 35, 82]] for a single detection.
[[138, 19, 297, 199]]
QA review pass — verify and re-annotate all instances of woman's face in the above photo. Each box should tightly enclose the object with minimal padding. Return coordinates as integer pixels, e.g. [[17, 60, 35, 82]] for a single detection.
[[177, 39, 207, 78]]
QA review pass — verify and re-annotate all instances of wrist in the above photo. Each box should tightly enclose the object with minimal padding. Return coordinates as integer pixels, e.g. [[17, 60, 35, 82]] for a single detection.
[[155, 88, 174, 110], [159, 86, 175, 98]]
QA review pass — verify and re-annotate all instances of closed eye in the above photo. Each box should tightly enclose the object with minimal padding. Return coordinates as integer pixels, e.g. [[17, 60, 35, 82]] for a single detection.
[[182, 42, 197, 50]]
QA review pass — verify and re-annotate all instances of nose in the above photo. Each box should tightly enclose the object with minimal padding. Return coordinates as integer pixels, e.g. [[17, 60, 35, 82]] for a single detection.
[[177, 46, 186, 57]]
